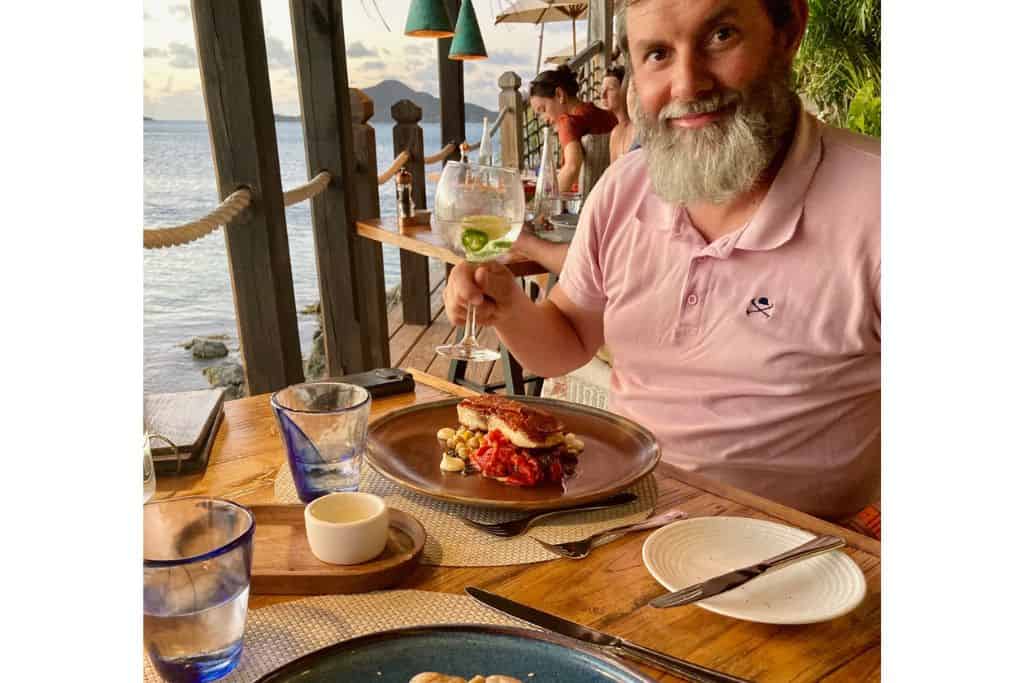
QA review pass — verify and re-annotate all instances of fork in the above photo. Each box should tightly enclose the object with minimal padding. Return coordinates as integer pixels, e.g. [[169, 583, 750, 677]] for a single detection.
[[459, 492, 638, 538], [533, 509, 688, 559]]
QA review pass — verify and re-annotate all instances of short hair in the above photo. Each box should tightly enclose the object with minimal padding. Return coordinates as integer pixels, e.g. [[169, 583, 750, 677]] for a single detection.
[[617, 0, 799, 68], [529, 64, 580, 99]]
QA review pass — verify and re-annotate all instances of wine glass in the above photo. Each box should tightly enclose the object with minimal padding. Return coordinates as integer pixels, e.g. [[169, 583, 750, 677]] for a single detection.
[[435, 161, 525, 362]]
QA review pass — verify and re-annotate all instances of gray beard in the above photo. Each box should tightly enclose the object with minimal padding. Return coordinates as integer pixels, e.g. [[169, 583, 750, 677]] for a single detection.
[[634, 74, 798, 206]]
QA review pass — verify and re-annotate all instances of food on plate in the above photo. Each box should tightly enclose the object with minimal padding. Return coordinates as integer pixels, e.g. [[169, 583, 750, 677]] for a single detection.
[[409, 674, 522, 683], [437, 396, 583, 487]]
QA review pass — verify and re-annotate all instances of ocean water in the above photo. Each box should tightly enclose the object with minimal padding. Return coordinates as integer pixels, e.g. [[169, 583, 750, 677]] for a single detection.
[[144, 119, 485, 394]]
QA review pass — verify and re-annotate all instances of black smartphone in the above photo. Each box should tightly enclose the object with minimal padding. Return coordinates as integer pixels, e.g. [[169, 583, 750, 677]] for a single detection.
[[335, 368, 415, 398]]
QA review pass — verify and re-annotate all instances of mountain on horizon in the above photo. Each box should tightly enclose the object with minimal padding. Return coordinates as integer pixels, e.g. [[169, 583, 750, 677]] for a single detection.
[[361, 80, 498, 124]]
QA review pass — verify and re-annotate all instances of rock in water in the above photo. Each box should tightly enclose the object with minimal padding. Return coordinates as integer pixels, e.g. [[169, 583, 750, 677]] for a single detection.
[[190, 337, 229, 359], [305, 327, 326, 380], [203, 362, 246, 400]]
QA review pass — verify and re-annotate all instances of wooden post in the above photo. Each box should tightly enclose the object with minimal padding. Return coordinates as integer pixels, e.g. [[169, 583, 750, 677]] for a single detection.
[[349, 88, 390, 369], [587, 0, 613, 74], [437, 0, 466, 163], [392, 100, 432, 326], [498, 72, 525, 170], [191, 0, 304, 395], [289, 0, 380, 376]]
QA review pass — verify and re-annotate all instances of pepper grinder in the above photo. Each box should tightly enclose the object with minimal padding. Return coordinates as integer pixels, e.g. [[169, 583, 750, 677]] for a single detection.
[[396, 166, 414, 219]]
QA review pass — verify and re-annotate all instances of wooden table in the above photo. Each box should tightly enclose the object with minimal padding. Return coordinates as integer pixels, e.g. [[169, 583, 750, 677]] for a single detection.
[[157, 370, 881, 682], [356, 216, 547, 396]]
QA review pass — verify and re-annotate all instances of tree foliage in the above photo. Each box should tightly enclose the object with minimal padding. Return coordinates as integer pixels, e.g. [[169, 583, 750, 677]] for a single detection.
[[794, 0, 881, 137]]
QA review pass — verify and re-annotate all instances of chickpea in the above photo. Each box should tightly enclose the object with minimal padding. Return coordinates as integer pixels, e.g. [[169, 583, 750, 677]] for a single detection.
[[446, 438, 456, 449], [437, 427, 456, 441], [456, 444, 469, 457]]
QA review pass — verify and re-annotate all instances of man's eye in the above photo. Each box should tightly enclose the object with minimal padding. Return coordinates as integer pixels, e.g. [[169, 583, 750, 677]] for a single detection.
[[709, 26, 738, 46], [643, 48, 667, 63]]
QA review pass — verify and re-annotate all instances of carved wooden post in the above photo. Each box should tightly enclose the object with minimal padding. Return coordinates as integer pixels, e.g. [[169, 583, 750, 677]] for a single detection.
[[391, 100, 432, 325], [348, 88, 390, 369], [290, 0, 377, 376], [192, 0, 304, 394], [498, 71, 525, 171], [588, 0, 613, 75]]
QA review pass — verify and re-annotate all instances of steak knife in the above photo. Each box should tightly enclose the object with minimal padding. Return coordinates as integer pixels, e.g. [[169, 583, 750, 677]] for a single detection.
[[649, 534, 846, 609], [466, 587, 751, 683]]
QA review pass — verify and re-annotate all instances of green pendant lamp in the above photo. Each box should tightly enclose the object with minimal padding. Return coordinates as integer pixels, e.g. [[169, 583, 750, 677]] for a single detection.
[[449, 0, 487, 61], [404, 0, 454, 38]]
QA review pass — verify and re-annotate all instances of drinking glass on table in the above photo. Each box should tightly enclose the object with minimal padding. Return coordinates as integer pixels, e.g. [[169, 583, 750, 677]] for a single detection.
[[434, 161, 526, 362], [144, 497, 255, 682], [271, 382, 372, 502]]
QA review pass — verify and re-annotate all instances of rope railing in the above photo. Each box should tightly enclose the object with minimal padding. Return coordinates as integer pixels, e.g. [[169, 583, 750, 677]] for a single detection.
[[377, 150, 410, 184], [423, 142, 456, 165], [144, 171, 333, 249], [282, 170, 331, 206]]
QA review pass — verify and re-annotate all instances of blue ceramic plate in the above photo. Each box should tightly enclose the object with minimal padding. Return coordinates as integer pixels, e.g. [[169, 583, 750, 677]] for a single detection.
[[255, 624, 655, 683]]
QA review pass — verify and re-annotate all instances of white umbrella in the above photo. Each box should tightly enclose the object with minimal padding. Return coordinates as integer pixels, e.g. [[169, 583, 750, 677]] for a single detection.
[[495, 0, 589, 75]]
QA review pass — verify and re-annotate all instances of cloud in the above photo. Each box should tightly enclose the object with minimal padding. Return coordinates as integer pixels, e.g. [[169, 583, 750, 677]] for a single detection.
[[167, 42, 198, 69], [362, 61, 387, 71], [168, 4, 189, 21], [265, 35, 294, 71], [486, 50, 533, 67], [404, 42, 433, 57], [144, 47, 168, 59], [347, 41, 378, 58]]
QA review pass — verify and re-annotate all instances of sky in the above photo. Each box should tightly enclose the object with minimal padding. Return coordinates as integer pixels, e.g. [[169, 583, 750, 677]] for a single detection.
[[143, 0, 585, 120]]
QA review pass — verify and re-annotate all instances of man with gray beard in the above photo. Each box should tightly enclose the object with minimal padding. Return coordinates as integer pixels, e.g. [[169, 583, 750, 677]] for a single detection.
[[443, 0, 880, 524]]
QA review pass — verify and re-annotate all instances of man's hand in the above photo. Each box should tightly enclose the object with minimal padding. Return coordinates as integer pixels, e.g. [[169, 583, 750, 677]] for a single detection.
[[443, 261, 525, 327]]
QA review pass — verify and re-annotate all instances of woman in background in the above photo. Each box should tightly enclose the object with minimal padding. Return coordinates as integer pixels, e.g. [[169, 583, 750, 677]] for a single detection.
[[528, 64, 617, 194]]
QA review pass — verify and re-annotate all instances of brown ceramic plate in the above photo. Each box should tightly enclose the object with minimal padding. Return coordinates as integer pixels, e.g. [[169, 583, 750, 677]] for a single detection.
[[365, 397, 660, 510]]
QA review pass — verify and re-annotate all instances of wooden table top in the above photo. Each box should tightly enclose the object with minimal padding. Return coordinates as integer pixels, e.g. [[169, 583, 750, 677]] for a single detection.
[[356, 217, 547, 277], [156, 369, 880, 682]]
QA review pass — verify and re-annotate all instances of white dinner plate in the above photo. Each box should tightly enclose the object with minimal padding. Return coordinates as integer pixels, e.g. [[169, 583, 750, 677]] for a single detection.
[[642, 516, 866, 625]]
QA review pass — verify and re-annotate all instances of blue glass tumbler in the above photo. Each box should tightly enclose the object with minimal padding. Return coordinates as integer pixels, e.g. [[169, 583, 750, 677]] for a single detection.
[[270, 382, 372, 503], [143, 497, 254, 682]]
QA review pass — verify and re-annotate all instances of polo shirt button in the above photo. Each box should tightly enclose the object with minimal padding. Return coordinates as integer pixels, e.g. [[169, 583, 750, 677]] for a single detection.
[[686, 294, 698, 306]]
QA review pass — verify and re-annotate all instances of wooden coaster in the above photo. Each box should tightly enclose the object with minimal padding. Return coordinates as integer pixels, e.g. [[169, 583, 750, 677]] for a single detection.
[[249, 504, 426, 595]]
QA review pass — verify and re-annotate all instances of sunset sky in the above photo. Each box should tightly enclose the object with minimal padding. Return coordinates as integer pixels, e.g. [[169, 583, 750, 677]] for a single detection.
[[143, 0, 584, 120]]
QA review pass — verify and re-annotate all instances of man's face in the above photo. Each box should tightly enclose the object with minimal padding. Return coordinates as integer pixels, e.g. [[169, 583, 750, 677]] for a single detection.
[[600, 76, 624, 112], [626, 0, 803, 205]]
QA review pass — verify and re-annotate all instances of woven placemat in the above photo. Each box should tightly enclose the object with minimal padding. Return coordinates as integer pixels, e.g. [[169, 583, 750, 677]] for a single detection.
[[274, 463, 658, 566], [143, 590, 529, 682]]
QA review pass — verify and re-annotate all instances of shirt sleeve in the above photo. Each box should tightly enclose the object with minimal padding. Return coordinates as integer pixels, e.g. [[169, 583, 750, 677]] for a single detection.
[[557, 172, 612, 311], [556, 113, 583, 148]]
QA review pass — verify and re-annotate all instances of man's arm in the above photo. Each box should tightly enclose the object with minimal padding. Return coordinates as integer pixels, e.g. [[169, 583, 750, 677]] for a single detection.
[[558, 140, 584, 193], [513, 230, 570, 275], [443, 262, 603, 378], [492, 284, 604, 378]]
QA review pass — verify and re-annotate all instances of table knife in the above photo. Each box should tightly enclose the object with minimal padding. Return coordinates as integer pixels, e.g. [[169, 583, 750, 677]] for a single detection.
[[649, 534, 846, 609], [466, 587, 751, 683]]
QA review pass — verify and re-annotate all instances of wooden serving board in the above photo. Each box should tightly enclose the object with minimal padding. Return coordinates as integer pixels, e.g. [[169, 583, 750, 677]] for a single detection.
[[249, 504, 426, 596]]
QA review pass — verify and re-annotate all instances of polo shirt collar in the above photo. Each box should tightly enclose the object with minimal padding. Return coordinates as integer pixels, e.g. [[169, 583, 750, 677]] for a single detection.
[[733, 108, 823, 252]]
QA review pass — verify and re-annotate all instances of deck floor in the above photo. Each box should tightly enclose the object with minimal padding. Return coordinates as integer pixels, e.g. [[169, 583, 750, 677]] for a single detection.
[[387, 264, 509, 393]]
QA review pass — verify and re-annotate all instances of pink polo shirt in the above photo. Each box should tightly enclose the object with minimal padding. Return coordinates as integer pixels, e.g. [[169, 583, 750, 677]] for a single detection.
[[558, 110, 880, 520]]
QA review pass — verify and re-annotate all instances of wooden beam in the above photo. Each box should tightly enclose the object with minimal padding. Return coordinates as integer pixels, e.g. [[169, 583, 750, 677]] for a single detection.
[[437, 0, 466, 162], [391, 100, 432, 326], [191, 0, 304, 395], [289, 0, 377, 375], [587, 0, 614, 73], [348, 88, 390, 369]]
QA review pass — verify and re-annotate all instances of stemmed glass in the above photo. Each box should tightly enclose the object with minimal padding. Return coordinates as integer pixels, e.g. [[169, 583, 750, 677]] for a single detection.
[[435, 161, 525, 361]]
